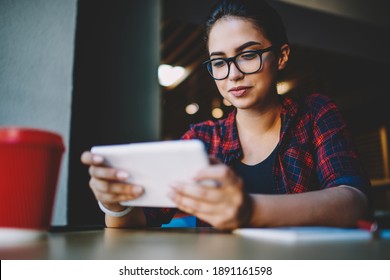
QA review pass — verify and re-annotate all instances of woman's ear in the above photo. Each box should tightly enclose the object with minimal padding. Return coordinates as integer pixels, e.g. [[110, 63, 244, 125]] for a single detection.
[[278, 44, 290, 71]]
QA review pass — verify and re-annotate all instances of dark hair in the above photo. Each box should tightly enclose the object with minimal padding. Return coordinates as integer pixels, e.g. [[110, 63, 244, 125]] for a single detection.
[[205, 0, 288, 49]]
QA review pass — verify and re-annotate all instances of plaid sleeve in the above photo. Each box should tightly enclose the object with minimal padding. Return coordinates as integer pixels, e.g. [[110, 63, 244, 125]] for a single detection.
[[312, 95, 371, 195], [181, 127, 196, 140]]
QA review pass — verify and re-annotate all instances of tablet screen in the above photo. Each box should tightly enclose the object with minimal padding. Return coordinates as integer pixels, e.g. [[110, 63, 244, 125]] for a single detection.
[[91, 139, 209, 207]]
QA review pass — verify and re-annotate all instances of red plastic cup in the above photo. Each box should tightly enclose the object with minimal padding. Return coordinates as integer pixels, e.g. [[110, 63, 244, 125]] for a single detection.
[[0, 127, 65, 230]]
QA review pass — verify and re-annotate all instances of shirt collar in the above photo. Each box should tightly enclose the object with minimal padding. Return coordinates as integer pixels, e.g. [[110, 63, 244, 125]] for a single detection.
[[280, 95, 299, 139], [222, 95, 299, 164]]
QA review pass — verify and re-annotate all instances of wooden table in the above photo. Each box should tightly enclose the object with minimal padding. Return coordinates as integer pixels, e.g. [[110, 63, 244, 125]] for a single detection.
[[1, 227, 390, 260]]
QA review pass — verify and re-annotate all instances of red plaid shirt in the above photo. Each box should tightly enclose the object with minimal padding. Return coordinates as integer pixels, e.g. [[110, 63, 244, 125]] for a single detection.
[[144, 93, 371, 227]]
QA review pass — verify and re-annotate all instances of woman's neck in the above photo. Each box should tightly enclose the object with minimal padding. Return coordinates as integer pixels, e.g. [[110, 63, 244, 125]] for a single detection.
[[235, 96, 282, 165], [236, 98, 282, 135]]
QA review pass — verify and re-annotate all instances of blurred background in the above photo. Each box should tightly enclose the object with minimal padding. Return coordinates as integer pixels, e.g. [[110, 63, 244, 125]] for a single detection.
[[1, 0, 390, 226]]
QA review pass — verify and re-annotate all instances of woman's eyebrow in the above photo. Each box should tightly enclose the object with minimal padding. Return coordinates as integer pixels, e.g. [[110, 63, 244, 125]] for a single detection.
[[236, 41, 262, 52], [209, 41, 262, 57], [209, 51, 225, 57]]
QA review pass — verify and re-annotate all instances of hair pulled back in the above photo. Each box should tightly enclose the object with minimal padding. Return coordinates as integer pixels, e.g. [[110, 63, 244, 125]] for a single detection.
[[205, 0, 288, 49]]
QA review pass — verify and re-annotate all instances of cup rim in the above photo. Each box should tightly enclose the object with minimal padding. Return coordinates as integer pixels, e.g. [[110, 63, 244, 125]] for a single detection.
[[0, 126, 65, 151]]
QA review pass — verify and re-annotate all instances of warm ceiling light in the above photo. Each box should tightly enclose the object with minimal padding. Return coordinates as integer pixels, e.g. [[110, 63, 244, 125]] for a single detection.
[[277, 81, 293, 95], [212, 108, 224, 119], [185, 103, 199, 115], [158, 64, 188, 87], [223, 98, 232, 106]]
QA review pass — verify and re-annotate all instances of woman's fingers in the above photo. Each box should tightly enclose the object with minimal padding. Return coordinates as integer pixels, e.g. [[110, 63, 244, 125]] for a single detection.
[[90, 177, 142, 195], [170, 188, 217, 215], [81, 150, 145, 210], [82, 150, 130, 182], [195, 164, 243, 189], [196, 164, 229, 180], [88, 165, 130, 182], [170, 163, 247, 230], [90, 177, 144, 202], [172, 189, 238, 229], [171, 182, 221, 203], [95, 192, 141, 204], [80, 151, 104, 166]]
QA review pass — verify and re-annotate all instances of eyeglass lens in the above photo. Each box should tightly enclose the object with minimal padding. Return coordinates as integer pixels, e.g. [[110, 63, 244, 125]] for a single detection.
[[207, 51, 262, 80]]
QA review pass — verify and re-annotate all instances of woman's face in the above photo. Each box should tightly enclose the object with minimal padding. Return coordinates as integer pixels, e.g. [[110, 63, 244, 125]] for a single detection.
[[207, 17, 284, 110]]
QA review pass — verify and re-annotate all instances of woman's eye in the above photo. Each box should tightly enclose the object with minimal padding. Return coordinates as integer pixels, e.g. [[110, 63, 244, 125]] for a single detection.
[[212, 60, 226, 68], [240, 53, 257, 60]]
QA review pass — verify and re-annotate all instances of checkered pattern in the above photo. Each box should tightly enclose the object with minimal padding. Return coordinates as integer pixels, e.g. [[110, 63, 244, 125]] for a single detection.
[[144, 93, 371, 227]]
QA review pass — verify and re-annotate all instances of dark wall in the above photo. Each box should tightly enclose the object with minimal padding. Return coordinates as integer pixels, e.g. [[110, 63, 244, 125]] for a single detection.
[[68, 0, 160, 226], [164, 0, 390, 64]]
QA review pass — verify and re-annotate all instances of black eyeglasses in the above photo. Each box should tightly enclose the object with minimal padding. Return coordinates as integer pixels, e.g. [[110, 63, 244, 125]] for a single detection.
[[203, 46, 274, 80]]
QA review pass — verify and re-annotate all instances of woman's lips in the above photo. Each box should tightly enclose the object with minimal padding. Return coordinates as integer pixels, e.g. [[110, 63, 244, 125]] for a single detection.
[[228, 86, 251, 97]]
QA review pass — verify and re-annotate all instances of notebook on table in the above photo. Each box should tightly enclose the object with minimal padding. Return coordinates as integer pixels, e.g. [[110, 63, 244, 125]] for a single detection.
[[233, 227, 372, 243]]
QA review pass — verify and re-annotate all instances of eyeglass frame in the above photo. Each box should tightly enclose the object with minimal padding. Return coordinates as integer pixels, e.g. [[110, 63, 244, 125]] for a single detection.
[[202, 46, 275, 80]]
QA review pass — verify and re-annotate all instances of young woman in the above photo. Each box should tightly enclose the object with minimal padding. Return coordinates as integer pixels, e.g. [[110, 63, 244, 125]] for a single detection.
[[81, 0, 370, 230]]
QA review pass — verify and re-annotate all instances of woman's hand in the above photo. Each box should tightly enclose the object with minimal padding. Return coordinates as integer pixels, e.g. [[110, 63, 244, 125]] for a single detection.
[[80, 151, 144, 212], [169, 158, 253, 230]]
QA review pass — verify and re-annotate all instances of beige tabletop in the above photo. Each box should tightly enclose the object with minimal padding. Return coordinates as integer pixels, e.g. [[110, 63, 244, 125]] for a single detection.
[[0, 227, 389, 260]]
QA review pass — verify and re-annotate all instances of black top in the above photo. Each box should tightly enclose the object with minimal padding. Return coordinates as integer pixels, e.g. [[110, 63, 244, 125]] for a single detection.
[[232, 147, 277, 194]]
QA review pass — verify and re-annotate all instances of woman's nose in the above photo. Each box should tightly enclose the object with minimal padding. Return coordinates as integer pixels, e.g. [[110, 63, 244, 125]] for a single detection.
[[228, 62, 244, 81]]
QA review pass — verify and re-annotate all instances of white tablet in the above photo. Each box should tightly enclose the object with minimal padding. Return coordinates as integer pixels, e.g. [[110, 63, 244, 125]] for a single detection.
[[91, 139, 209, 208]]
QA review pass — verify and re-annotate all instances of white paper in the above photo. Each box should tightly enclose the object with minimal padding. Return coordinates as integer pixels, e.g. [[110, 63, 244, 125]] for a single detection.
[[233, 227, 372, 243]]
